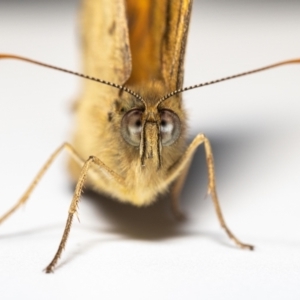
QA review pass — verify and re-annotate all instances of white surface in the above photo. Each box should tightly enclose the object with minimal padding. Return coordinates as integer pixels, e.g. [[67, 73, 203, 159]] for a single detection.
[[0, 1, 300, 299]]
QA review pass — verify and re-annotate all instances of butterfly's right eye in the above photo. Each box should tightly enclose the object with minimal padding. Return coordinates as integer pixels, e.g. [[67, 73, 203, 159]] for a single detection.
[[121, 109, 143, 146]]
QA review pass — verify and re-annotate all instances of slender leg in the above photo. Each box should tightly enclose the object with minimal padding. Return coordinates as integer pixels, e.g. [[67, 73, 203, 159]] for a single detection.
[[0, 143, 83, 224], [0, 143, 125, 273], [44, 155, 124, 273], [167, 134, 254, 250]]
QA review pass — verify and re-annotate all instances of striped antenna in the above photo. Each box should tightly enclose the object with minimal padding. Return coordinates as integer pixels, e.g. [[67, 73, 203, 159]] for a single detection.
[[156, 58, 300, 107], [0, 54, 147, 108]]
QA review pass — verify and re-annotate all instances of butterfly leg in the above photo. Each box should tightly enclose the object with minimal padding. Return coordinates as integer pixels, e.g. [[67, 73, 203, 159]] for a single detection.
[[167, 134, 254, 250], [44, 155, 124, 273], [0, 143, 84, 225]]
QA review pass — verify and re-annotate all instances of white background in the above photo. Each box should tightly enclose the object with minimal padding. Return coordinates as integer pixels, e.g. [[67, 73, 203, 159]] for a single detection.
[[0, 0, 300, 299]]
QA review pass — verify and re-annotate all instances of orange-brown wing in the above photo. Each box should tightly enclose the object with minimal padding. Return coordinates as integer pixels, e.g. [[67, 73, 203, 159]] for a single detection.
[[125, 0, 193, 91], [81, 0, 132, 84]]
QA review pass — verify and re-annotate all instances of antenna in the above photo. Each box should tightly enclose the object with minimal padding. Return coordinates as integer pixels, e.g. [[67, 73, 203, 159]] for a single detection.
[[156, 58, 300, 107], [0, 54, 147, 108]]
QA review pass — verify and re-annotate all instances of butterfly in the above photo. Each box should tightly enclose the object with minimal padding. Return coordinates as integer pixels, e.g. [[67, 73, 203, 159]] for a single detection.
[[0, 0, 299, 273]]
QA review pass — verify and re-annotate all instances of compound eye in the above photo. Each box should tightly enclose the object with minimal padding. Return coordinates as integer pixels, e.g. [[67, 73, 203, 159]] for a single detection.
[[121, 109, 143, 146], [160, 110, 181, 146]]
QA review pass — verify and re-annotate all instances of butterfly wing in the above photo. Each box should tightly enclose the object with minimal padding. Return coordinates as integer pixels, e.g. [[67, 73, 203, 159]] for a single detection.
[[80, 0, 192, 96], [81, 0, 132, 85], [126, 0, 193, 91]]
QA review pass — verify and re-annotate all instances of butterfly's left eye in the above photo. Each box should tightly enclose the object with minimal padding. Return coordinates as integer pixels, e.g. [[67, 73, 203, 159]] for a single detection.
[[160, 110, 181, 146], [121, 109, 143, 146]]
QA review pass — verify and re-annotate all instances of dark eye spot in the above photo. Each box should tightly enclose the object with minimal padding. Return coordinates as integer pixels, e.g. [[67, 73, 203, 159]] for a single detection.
[[160, 109, 181, 146], [135, 120, 141, 127], [161, 120, 167, 127]]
